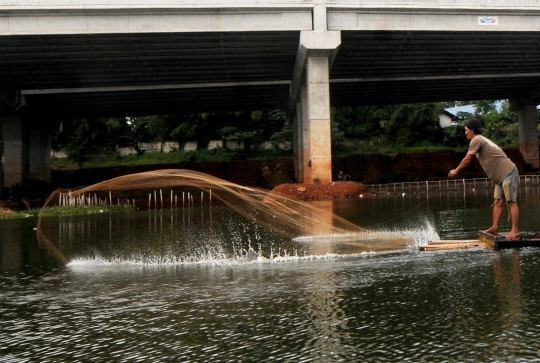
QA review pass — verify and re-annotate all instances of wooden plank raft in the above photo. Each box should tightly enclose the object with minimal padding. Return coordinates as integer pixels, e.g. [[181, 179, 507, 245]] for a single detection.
[[479, 230, 540, 249], [420, 231, 540, 251], [419, 239, 488, 251]]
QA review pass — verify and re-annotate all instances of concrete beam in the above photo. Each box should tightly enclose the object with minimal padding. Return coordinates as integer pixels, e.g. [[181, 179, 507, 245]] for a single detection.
[[22, 80, 292, 96], [313, 1, 327, 31], [0, 0, 313, 7], [289, 30, 340, 111], [0, 7, 312, 35], [328, 6, 540, 32], [4, 0, 540, 9], [5, 1, 540, 36], [334, 72, 540, 85]]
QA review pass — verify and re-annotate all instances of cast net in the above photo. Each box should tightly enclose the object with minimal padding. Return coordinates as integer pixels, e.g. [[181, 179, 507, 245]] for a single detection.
[[36, 169, 412, 264]]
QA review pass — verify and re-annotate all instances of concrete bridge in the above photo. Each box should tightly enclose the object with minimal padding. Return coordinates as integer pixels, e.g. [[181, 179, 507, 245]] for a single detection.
[[1, 1, 540, 191]]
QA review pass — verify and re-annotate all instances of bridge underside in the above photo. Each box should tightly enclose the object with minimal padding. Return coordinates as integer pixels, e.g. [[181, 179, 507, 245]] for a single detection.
[[2, 4, 540, 188], [2, 31, 540, 117]]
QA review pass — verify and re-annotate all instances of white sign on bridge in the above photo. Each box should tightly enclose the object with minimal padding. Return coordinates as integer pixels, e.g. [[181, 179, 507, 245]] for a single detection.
[[478, 16, 499, 25]]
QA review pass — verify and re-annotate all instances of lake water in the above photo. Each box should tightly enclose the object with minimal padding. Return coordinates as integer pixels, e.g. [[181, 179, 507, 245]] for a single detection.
[[2, 183, 540, 362]]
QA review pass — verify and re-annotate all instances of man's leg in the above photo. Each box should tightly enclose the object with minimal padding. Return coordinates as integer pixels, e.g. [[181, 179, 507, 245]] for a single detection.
[[485, 198, 504, 235], [504, 168, 520, 239], [506, 201, 520, 239]]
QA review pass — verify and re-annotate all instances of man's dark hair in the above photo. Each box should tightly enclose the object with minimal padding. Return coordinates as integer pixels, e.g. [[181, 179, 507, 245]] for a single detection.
[[465, 118, 485, 134]]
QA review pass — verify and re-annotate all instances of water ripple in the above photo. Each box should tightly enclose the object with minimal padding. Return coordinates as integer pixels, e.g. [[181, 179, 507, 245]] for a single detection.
[[3, 240, 540, 362]]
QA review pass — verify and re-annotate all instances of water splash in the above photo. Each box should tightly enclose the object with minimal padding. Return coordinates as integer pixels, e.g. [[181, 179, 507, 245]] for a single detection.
[[376, 217, 441, 248], [36, 169, 419, 265]]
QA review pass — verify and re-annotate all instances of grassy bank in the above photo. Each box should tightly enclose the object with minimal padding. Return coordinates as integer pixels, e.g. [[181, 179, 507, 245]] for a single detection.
[[0, 205, 135, 220], [52, 144, 465, 170], [52, 148, 294, 170]]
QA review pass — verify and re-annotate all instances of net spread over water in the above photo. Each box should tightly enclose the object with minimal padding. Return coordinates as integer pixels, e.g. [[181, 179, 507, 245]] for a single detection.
[[36, 170, 414, 264]]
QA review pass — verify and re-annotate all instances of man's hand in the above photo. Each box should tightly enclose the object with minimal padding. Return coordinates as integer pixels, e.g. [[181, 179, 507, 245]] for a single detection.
[[448, 169, 458, 178]]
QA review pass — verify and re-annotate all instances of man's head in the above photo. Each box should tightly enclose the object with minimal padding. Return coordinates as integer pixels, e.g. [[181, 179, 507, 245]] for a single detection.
[[465, 118, 485, 135]]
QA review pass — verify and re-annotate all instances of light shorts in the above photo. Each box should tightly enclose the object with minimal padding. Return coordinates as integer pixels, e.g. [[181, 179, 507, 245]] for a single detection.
[[494, 167, 519, 202]]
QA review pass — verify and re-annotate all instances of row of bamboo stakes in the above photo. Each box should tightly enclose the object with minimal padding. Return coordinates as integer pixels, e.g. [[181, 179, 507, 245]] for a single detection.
[[58, 189, 212, 209]]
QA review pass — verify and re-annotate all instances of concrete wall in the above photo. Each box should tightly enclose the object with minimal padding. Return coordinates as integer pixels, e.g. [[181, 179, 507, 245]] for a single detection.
[[439, 114, 453, 128]]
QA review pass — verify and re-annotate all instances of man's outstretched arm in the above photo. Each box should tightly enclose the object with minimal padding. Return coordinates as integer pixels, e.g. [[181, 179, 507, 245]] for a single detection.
[[448, 153, 475, 178]]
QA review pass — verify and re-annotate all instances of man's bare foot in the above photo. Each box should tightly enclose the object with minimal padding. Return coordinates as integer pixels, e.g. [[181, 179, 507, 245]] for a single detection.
[[483, 227, 498, 235], [506, 230, 520, 240]]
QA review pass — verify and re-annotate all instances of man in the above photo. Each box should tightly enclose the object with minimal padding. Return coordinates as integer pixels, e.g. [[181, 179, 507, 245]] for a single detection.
[[448, 118, 520, 239]]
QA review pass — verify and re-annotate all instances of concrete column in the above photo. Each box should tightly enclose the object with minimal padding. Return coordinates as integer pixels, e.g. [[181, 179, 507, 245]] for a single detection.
[[288, 29, 340, 183], [305, 56, 332, 183], [301, 82, 311, 183], [294, 96, 305, 183], [0, 108, 3, 196], [3, 110, 29, 187], [29, 129, 52, 183], [313, 3, 327, 31], [517, 105, 539, 169]]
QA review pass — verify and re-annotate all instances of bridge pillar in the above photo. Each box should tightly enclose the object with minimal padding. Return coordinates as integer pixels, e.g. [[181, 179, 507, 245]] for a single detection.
[[29, 128, 52, 184], [516, 105, 539, 169], [303, 56, 332, 183], [2, 109, 52, 190], [2, 109, 29, 188], [293, 86, 309, 183], [294, 84, 310, 182], [290, 30, 341, 183]]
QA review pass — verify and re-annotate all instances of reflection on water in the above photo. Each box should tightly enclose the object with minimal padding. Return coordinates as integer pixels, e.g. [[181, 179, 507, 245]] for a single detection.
[[28, 201, 418, 267], [1, 218, 63, 276], [2, 185, 540, 362], [45, 207, 291, 265]]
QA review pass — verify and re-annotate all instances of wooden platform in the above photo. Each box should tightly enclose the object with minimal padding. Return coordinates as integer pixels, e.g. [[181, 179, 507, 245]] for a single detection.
[[420, 232, 540, 251], [478, 230, 540, 249], [419, 239, 488, 251]]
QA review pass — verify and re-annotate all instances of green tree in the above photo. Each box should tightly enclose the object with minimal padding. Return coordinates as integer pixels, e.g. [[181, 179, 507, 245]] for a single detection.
[[331, 106, 385, 139], [480, 101, 519, 147], [141, 115, 174, 142], [216, 110, 286, 150], [473, 100, 497, 115], [54, 117, 134, 166], [125, 116, 150, 144], [385, 103, 443, 146], [443, 124, 467, 148], [269, 120, 293, 148]]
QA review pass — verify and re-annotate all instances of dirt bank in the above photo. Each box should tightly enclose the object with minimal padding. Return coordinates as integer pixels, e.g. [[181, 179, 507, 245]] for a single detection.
[[1, 148, 529, 211], [48, 148, 527, 188], [271, 181, 372, 200]]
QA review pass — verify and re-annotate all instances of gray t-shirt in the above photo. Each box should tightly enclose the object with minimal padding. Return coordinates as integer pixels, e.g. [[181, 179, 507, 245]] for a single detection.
[[467, 135, 515, 184]]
